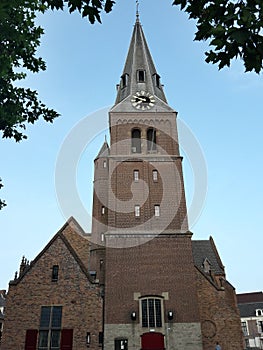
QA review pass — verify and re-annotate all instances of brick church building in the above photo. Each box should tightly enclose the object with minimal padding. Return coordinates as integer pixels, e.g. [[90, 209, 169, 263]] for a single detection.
[[2, 16, 243, 350]]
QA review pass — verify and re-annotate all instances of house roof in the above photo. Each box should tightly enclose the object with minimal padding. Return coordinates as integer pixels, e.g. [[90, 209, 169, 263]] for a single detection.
[[192, 237, 225, 275], [9, 217, 95, 286], [237, 292, 263, 304], [238, 302, 263, 317]]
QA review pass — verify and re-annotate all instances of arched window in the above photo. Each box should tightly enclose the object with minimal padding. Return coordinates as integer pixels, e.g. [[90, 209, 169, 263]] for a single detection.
[[147, 128, 157, 152], [131, 129, 141, 153], [141, 297, 163, 328]]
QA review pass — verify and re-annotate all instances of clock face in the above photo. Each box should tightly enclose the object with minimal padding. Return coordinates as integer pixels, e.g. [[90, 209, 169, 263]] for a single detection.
[[131, 91, 155, 110]]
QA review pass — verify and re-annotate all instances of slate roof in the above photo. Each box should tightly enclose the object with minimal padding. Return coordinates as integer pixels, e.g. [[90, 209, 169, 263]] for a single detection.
[[95, 141, 109, 159], [238, 302, 263, 317], [112, 18, 174, 113], [192, 237, 225, 275]]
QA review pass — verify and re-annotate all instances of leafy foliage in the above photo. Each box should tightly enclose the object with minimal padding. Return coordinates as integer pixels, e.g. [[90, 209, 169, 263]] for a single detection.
[[172, 0, 263, 73], [0, 0, 115, 209], [43, 0, 115, 23], [0, 0, 60, 142], [0, 179, 6, 210]]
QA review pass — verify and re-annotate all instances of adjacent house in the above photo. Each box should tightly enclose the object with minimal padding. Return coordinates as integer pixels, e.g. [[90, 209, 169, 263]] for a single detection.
[[237, 292, 263, 349]]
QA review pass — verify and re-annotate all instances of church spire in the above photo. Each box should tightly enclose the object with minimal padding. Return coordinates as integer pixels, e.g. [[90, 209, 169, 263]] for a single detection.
[[113, 16, 169, 110], [136, 0, 139, 22]]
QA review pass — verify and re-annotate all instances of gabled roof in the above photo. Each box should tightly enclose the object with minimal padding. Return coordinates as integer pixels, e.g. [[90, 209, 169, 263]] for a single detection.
[[9, 217, 95, 286], [192, 237, 225, 275]]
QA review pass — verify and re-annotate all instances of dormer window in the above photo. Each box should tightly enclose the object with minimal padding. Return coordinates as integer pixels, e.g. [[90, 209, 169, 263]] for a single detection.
[[153, 73, 161, 88], [202, 258, 211, 274], [256, 309, 263, 316], [121, 73, 129, 88], [137, 70, 146, 82]]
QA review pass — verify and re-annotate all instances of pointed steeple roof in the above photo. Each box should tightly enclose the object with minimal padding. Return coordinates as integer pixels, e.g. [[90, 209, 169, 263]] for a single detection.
[[95, 140, 109, 160], [112, 18, 174, 113]]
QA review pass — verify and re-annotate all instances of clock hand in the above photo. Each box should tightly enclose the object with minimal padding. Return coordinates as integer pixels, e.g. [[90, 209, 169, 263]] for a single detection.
[[136, 96, 147, 102]]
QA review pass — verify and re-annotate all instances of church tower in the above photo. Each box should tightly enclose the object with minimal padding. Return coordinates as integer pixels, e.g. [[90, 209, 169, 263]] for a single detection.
[[91, 16, 203, 350]]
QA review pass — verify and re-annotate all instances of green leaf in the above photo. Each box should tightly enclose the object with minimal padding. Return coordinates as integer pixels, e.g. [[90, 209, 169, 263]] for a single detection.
[[229, 29, 250, 44], [172, 0, 187, 11]]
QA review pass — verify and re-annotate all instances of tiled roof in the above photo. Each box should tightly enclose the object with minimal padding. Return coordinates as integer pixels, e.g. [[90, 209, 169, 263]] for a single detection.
[[238, 302, 263, 317], [192, 238, 225, 275]]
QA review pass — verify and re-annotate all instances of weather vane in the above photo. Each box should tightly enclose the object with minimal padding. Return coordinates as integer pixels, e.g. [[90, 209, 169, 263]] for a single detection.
[[136, 0, 140, 21]]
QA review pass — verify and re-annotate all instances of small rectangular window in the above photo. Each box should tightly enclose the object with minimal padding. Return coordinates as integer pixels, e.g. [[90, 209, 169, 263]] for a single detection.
[[52, 265, 59, 282], [103, 160, 107, 168], [241, 321, 248, 336], [134, 170, 139, 182], [153, 170, 158, 182], [99, 332, 103, 345], [154, 205, 160, 217], [101, 206, 105, 215], [101, 233, 104, 242], [137, 70, 145, 82], [135, 205, 140, 217]]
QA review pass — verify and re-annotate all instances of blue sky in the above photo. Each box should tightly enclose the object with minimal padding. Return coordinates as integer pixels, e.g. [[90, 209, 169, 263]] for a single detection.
[[1, 0, 262, 293]]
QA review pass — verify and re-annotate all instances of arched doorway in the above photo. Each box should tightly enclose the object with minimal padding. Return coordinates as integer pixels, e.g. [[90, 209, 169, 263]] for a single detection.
[[141, 332, 165, 350]]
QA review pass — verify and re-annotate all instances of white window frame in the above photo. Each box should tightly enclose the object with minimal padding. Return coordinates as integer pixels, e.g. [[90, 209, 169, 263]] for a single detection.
[[154, 205, 160, 217], [153, 170, 158, 182], [134, 170, 139, 182], [135, 205, 140, 217]]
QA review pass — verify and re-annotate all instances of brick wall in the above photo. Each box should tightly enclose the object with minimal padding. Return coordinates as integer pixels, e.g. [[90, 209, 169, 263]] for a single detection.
[[195, 268, 243, 350], [1, 234, 102, 350]]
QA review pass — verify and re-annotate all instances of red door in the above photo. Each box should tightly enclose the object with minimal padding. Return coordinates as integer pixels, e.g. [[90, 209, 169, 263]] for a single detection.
[[141, 332, 165, 350]]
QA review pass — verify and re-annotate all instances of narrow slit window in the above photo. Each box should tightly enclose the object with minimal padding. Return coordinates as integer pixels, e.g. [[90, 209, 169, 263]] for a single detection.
[[134, 170, 139, 182], [101, 206, 105, 215], [154, 205, 160, 217], [153, 170, 158, 182], [135, 205, 140, 217], [103, 160, 107, 168], [137, 70, 146, 82], [52, 265, 59, 282]]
